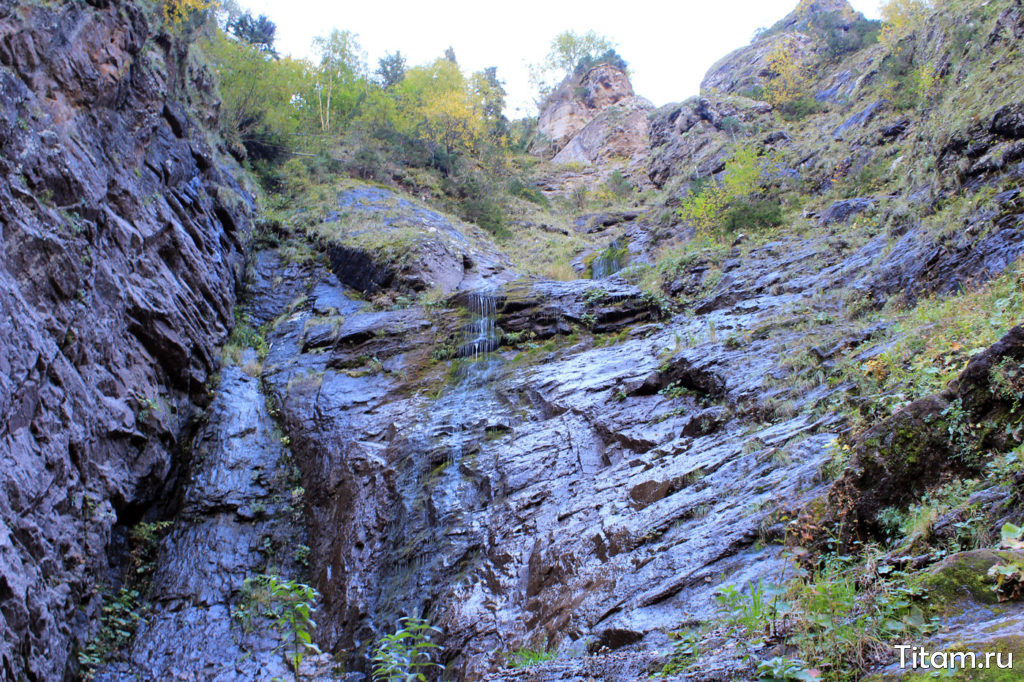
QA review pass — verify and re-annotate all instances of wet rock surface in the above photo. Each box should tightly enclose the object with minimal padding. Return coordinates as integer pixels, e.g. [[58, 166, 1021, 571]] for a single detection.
[[241, 189, 1024, 680], [0, 2, 252, 678], [234, 236, 854, 678], [96, 367, 328, 681], [4, 2, 1024, 680]]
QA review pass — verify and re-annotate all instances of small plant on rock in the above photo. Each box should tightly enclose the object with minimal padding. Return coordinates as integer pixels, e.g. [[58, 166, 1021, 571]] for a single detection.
[[235, 574, 321, 678], [507, 646, 557, 669], [371, 616, 443, 682], [989, 523, 1024, 602], [77, 588, 147, 680], [653, 629, 699, 677], [757, 656, 818, 681]]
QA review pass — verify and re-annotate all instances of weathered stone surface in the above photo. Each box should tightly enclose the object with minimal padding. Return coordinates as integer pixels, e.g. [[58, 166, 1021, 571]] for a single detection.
[[701, 0, 862, 96], [238, 234, 852, 679], [701, 31, 816, 97], [95, 367, 339, 681], [991, 102, 1024, 139], [0, 2, 252, 678], [646, 97, 771, 188], [322, 186, 515, 295], [801, 325, 1024, 547], [551, 97, 654, 166], [487, 278, 662, 338], [532, 64, 636, 159], [817, 196, 875, 225]]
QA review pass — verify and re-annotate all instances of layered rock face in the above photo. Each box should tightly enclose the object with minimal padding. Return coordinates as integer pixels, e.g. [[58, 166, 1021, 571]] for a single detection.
[[701, 0, 861, 96], [3, 0, 1024, 680], [531, 64, 653, 166], [0, 1, 251, 678]]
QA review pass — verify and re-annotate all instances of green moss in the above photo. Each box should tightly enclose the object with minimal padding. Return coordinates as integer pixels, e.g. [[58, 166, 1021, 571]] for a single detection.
[[901, 635, 1024, 682], [917, 550, 1023, 608]]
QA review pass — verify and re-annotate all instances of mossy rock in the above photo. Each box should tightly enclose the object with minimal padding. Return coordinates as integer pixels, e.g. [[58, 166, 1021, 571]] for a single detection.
[[900, 635, 1024, 681], [919, 549, 1024, 608]]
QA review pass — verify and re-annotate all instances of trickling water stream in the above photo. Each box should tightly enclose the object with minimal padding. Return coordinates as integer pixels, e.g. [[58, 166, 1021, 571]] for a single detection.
[[589, 237, 629, 279], [376, 288, 507, 641], [459, 290, 501, 359]]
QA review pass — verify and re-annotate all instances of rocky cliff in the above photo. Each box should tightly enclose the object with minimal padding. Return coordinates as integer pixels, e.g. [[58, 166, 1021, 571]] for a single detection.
[[0, 1, 253, 678], [3, 0, 1024, 680], [531, 63, 653, 178]]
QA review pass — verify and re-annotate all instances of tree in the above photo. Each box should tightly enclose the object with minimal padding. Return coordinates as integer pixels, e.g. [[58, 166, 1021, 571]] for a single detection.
[[419, 80, 482, 159], [471, 67, 508, 140], [764, 37, 808, 109], [229, 12, 277, 55], [163, 0, 210, 29], [545, 30, 615, 77], [203, 31, 310, 159], [389, 59, 484, 170], [376, 51, 407, 90], [311, 30, 365, 133], [879, 0, 932, 50], [530, 30, 620, 103]]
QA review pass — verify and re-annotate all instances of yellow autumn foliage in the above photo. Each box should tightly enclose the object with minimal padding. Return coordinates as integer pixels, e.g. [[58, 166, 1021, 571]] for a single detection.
[[163, 0, 210, 27], [764, 37, 808, 109], [879, 0, 933, 50]]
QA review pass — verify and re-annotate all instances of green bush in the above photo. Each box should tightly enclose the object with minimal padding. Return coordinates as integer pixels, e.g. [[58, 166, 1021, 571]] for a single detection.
[[77, 588, 147, 680], [573, 48, 628, 76], [234, 574, 322, 675], [508, 177, 549, 206], [776, 95, 821, 121], [719, 115, 745, 135], [371, 617, 443, 682], [722, 197, 783, 232], [604, 170, 633, 201], [463, 195, 508, 237], [445, 169, 509, 238]]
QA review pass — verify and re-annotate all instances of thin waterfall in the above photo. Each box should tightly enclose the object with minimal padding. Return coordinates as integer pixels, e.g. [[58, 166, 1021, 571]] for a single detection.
[[459, 290, 500, 360], [380, 286, 507, 623], [590, 237, 629, 279]]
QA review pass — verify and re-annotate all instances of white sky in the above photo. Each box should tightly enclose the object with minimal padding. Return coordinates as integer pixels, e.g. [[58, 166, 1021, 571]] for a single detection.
[[233, 0, 882, 117]]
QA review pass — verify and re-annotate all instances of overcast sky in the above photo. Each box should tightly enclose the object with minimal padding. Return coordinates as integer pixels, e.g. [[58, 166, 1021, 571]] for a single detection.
[[233, 0, 882, 117]]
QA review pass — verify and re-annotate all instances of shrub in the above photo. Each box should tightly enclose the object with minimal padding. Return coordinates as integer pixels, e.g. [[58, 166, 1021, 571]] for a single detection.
[[235, 574, 322, 675], [162, 0, 210, 28], [719, 115, 745, 135], [446, 170, 509, 238], [77, 588, 146, 680], [350, 146, 385, 181], [776, 95, 821, 121], [722, 197, 783, 233], [604, 170, 633, 201], [371, 617, 443, 682], [879, 0, 932, 51], [574, 48, 628, 76], [508, 177, 549, 206], [678, 145, 768, 235], [463, 195, 507, 237]]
